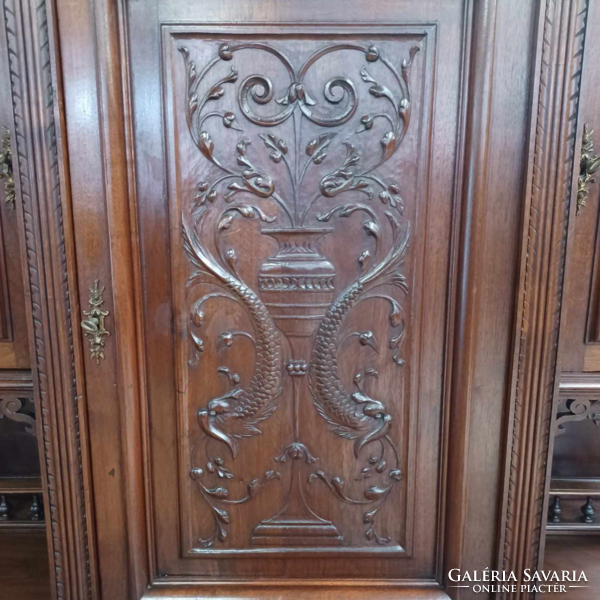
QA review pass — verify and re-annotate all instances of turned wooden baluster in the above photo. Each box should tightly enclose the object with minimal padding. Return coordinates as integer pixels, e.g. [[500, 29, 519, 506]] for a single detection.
[[581, 497, 595, 523], [549, 496, 562, 523]]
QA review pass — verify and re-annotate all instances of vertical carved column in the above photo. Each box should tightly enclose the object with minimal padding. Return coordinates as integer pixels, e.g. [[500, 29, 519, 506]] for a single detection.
[[1, 0, 95, 599], [499, 0, 589, 597]]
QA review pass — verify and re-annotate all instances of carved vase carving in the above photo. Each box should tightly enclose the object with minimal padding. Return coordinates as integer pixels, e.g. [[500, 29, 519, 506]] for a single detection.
[[259, 227, 335, 337]]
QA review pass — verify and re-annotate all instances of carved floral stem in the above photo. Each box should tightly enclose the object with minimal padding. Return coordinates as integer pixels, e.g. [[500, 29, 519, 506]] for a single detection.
[[180, 39, 417, 547]]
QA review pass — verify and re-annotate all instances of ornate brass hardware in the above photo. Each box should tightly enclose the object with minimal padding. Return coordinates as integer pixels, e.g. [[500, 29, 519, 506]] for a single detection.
[[0, 127, 15, 205], [81, 280, 110, 364], [577, 124, 600, 215]]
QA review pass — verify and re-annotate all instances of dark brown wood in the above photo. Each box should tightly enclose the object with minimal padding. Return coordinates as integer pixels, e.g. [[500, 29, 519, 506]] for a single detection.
[[0, 370, 39, 479], [499, 1, 590, 596], [2, 0, 591, 598], [547, 0, 600, 569], [0, 529, 51, 600], [2, 0, 97, 598], [560, 0, 600, 373], [443, 0, 498, 589], [544, 536, 600, 598], [0, 0, 30, 370], [0, 8, 47, 597]]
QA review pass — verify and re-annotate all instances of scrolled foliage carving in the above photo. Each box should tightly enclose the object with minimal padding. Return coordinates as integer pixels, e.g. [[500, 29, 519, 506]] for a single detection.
[[179, 38, 418, 548]]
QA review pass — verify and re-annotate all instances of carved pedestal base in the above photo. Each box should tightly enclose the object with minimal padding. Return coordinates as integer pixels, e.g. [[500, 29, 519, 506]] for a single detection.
[[251, 454, 342, 547], [251, 518, 342, 547]]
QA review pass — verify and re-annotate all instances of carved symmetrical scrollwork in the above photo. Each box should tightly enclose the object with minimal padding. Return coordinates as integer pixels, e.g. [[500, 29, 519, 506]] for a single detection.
[[179, 39, 417, 547]]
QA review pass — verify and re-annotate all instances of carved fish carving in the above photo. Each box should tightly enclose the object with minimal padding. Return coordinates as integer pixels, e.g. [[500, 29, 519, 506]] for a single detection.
[[183, 216, 282, 458], [310, 219, 409, 457]]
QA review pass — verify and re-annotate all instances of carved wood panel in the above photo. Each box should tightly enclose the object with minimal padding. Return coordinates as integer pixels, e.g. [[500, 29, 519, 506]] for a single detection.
[[2, 0, 585, 595], [165, 29, 433, 557]]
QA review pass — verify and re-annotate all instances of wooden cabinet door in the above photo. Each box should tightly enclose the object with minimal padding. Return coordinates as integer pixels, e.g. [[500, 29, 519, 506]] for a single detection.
[[35, 0, 584, 597], [145, 10, 445, 579]]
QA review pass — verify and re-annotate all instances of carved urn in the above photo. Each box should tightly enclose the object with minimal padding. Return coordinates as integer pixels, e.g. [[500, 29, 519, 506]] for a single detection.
[[258, 228, 335, 337]]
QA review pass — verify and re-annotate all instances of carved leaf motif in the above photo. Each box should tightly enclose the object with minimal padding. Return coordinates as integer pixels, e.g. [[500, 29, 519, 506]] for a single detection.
[[219, 43, 233, 60], [199, 132, 214, 161], [363, 220, 379, 239], [389, 469, 403, 481], [218, 214, 234, 231], [381, 132, 396, 161], [360, 67, 395, 105], [366, 45, 380, 62], [208, 86, 225, 100], [259, 133, 288, 163], [306, 132, 337, 161], [363, 508, 378, 524], [358, 250, 371, 269], [220, 205, 277, 229], [356, 115, 374, 133], [213, 506, 230, 524], [386, 298, 403, 327], [190, 331, 205, 353], [390, 324, 405, 366], [247, 470, 280, 498], [205, 487, 230, 499], [364, 485, 389, 501]]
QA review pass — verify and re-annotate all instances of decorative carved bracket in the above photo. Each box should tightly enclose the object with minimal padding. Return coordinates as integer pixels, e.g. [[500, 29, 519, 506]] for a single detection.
[[0, 396, 36, 436], [555, 398, 600, 435]]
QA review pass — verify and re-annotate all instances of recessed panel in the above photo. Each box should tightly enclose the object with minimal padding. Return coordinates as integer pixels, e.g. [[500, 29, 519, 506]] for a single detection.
[[164, 27, 434, 557]]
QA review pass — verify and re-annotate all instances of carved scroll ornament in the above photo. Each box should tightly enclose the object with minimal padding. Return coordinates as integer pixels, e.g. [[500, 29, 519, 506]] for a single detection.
[[555, 398, 600, 435], [179, 40, 417, 548], [0, 396, 36, 435]]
